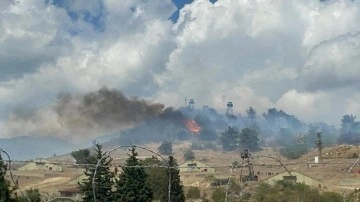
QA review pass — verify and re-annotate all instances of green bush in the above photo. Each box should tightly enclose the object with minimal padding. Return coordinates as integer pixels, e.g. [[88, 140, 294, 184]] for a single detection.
[[158, 141, 172, 155], [184, 149, 195, 161], [280, 144, 308, 159], [321, 191, 342, 202], [254, 181, 342, 202], [351, 153, 359, 159], [211, 187, 225, 202], [187, 186, 201, 199]]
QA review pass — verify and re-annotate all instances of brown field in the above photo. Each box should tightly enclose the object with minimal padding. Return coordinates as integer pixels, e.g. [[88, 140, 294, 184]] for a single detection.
[[7, 142, 360, 201]]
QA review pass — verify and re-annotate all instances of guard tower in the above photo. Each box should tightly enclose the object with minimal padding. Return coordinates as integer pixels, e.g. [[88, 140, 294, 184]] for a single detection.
[[240, 149, 258, 182], [226, 102, 233, 116], [187, 98, 195, 111], [226, 101, 237, 120]]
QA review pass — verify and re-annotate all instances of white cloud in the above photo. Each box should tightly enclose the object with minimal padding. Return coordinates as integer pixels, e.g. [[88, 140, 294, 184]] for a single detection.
[[276, 90, 327, 121], [1, 0, 360, 138]]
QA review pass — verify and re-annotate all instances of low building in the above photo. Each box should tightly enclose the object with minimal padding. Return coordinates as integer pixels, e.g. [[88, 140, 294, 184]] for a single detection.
[[58, 187, 82, 201], [48, 197, 76, 202], [179, 160, 215, 173], [261, 171, 324, 189], [18, 158, 63, 172]]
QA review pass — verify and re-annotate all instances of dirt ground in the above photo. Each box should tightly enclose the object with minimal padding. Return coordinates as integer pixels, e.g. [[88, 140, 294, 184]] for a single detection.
[[8, 142, 360, 200]]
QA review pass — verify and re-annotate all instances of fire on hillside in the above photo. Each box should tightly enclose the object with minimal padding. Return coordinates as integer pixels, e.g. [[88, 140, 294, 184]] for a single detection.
[[184, 119, 201, 134]]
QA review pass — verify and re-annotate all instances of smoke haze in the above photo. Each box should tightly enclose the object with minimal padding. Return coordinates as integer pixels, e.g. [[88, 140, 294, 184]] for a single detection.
[[2, 87, 165, 141]]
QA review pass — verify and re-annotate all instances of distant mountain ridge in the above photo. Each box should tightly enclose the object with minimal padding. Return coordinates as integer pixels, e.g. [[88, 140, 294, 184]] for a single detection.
[[0, 132, 122, 161], [0, 136, 75, 160]]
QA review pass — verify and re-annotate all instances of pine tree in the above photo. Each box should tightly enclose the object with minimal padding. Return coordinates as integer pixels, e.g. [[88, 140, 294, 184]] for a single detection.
[[0, 152, 11, 202], [114, 146, 153, 202], [161, 156, 185, 202], [78, 144, 114, 202]]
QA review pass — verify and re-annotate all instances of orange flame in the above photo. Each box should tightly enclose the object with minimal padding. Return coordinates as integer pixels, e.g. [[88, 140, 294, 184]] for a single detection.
[[184, 119, 201, 134]]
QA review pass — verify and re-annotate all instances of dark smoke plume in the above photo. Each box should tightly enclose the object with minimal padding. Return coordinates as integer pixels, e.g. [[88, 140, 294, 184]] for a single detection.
[[3, 87, 165, 140], [55, 87, 164, 128]]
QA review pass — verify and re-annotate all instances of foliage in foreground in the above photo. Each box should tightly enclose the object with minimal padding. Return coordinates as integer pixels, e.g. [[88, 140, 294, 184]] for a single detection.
[[255, 181, 342, 202], [115, 147, 153, 202], [17, 189, 41, 202], [78, 144, 114, 202], [0, 152, 13, 202]]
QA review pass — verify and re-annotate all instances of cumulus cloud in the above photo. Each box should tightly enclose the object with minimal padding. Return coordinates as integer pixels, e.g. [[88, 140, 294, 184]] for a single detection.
[[1, 0, 360, 139]]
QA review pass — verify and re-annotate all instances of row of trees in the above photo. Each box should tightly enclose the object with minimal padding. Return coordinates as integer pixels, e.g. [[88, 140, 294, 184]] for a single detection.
[[75, 144, 185, 202], [220, 126, 260, 152]]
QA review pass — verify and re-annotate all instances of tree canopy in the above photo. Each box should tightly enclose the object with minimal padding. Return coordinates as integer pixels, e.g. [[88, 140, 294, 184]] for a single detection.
[[78, 144, 114, 202], [158, 141, 173, 155], [161, 156, 184, 202], [71, 148, 91, 165], [114, 146, 153, 202], [0, 152, 12, 202], [220, 127, 240, 151]]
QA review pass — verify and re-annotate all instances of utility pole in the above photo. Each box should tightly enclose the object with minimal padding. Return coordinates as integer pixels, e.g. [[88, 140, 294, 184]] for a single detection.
[[315, 132, 323, 162]]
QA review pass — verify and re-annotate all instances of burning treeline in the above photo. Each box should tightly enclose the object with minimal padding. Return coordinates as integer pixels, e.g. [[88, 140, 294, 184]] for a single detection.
[[5, 86, 342, 148], [3, 87, 203, 141]]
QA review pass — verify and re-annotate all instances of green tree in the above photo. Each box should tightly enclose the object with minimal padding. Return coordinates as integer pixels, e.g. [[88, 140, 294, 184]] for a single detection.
[[183, 149, 195, 161], [321, 191, 342, 202], [78, 144, 114, 202], [246, 107, 257, 129], [255, 181, 329, 202], [17, 189, 41, 202], [220, 127, 240, 151], [140, 156, 167, 200], [186, 187, 200, 199], [161, 156, 185, 202], [114, 146, 153, 202], [158, 141, 173, 155], [211, 187, 225, 202], [71, 148, 91, 165], [0, 152, 11, 202], [239, 128, 260, 151]]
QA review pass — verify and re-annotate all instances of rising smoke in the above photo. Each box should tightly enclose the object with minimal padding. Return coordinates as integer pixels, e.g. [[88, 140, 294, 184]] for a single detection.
[[55, 87, 165, 128], [2, 87, 166, 141]]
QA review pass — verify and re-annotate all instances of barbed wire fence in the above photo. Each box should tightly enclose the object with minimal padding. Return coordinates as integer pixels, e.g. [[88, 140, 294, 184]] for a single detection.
[[1, 148, 360, 201], [0, 149, 30, 202], [92, 145, 171, 202]]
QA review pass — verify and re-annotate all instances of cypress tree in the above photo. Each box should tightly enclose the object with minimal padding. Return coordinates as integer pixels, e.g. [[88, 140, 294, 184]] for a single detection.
[[0, 152, 11, 202], [114, 146, 153, 202], [78, 144, 114, 202], [161, 156, 185, 202]]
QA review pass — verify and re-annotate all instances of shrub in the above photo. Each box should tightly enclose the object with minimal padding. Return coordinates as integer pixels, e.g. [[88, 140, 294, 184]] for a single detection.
[[158, 141, 172, 155], [280, 144, 308, 159], [211, 187, 225, 202], [351, 153, 359, 159], [187, 186, 201, 199], [184, 149, 195, 161]]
